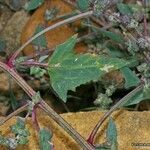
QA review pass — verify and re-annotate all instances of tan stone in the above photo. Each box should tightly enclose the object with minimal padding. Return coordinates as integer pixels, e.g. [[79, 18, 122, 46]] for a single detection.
[[0, 73, 18, 93], [1, 10, 29, 55], [0, 110, 150, 150]]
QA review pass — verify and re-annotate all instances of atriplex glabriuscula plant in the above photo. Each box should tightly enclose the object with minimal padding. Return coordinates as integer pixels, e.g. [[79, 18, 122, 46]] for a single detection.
[[0, 0, 148, 149]]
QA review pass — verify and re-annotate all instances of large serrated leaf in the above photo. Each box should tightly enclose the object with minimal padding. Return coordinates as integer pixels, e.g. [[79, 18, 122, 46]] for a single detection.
[[120, 67, 140, 89], [48, 35, 129, 102]]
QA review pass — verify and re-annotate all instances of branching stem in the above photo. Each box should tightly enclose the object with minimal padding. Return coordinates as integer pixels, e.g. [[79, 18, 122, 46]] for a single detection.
[[0, 103, 28, 126], [0, 62, 94, 150], [8, 11, 93, 65]]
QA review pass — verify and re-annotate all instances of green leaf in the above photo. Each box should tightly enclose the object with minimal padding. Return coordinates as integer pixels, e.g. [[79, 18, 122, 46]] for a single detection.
[[117, 3, 133, 15], [45, 7, 59, 21], [0, 135, 8, 147], [143, 83, 150, 98], [122, 87, 150, 106], [32, 25, 47, 48], [48, 35, 129, 102], [24, 0, 44, 11], [99, 29, 124, 43], [77, 0, 89, 11], [11, 118, 30, 145], [120, 67, 140, 89], [39, 128, 53, 150], [30, 66, 46, 78], [106, 118, 118, 150], [11, 118, 29, 137], [11, 118, 25, 134], [107, 45, 124, 58]]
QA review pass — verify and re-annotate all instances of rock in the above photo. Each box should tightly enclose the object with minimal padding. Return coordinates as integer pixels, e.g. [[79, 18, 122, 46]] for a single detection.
[[0, 110, 149, 149], [0, 72, 19, 94], [0, 0, 26, 11], [1, 10, 29, 55], [0, 5, 13, 33], [0, 102, 9, 115]]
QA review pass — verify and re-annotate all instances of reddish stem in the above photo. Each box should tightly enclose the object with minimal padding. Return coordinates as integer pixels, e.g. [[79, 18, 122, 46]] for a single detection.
[[0, 61, 94, 150], [32, 105, 40, 132], [87, 85, 143, 145]]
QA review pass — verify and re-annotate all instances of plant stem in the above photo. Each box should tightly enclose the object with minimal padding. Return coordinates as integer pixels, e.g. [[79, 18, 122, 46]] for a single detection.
[[62, 0, 107, 27], [32, 106, 40, 132], [87, 84, 143, 144], [0, 103, 28, 126], [39, 102, 94, 149], [0, 62, 94, 150], [20, 32, 96, 63], [21, 61, 48, 68], [8, 11, 93, 65]]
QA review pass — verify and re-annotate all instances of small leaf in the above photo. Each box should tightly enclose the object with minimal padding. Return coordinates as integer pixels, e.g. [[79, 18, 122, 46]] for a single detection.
[[77, 0, 90, 11], [120, 67, 140, 89], [11, 118, 25, 134], [0, 135, 8, 147], [122, 87, 150, 106], [39, 128, 53, 150], [117, 3, 133, 15], [99, 29, 124, 43], [32, 25, 47, 48], [30, 66, 46, 78], [48, 35, 129, 102], [24, 0, 44, 11], [106, 118, 118, 150], [31, 91, 41, 104], [45, 7, 59, 21], [11, 118, 30, 145], [94, 93, 112, 110], [106, 118, 117, 144], [143, 83, 150, 98], [107, 45, 124, 58]]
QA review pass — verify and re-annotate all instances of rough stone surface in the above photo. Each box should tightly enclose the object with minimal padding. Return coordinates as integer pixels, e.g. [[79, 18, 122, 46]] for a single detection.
[[0, 5, 13, 33], [0, 72, 19, 94], [1, 10, 29, 55], [0, 110, 150, 150]]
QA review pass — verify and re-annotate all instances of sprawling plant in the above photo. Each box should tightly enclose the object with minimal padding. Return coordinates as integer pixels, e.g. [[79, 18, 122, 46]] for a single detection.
[[0, 0, 149, 149]]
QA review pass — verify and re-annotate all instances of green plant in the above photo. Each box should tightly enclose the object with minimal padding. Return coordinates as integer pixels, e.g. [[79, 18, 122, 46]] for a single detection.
[[0, 0, 150, 149]]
